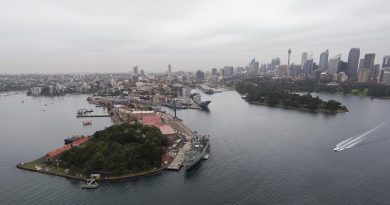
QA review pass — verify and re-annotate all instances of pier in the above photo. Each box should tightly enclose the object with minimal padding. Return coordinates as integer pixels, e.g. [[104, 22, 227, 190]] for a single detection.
[[77, 114, 110, 118], [167, 142, 191, 170], [164, 113, 198, 171]]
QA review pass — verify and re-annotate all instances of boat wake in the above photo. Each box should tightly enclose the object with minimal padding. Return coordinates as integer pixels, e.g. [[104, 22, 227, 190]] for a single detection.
[[334, 121, 388, 152]]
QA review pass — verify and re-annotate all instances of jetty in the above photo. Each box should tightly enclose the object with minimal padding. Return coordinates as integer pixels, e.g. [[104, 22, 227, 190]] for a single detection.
[[77, 114, 110, 118], [167, 141, 191, 170], [164, 114, 198, 170]]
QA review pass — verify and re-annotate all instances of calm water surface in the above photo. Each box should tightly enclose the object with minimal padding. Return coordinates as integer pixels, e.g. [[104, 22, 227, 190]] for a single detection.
[[1, 91, 390, 204]]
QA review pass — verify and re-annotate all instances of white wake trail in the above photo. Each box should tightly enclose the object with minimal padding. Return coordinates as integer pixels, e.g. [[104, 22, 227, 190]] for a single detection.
[[334, 121, 388, 152]]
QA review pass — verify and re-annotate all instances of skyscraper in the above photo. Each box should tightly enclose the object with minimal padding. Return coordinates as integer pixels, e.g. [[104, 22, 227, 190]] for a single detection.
[[301, 52, 308, 70], [223, 66, 234, 76], [328, 54, 341, 75], [133, 66, 139, 75], [363, 53, 375, 80], [346, 48, 360, 79], [196, 70, 205, 81], [358, 59, 365, 70], [248, 58, 259, 74], [374, 64, 380, 81], [319, 50, 329, 71], [270, 58, 280, 70], [383, 56, 390, 70], [302, 59, 314, 75], [211, 68, 218, 76], [168, 64, 172, 79]]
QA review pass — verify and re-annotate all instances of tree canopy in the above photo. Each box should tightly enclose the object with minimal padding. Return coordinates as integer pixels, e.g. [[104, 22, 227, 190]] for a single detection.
[[60, 123, 168, 176], [236, 78, 348, 113]]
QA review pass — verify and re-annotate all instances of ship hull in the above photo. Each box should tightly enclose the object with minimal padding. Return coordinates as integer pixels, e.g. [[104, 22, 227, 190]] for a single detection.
[[198, 100, 211, 109], [164, 103, 187, 109], [185, 141, 210, 170]]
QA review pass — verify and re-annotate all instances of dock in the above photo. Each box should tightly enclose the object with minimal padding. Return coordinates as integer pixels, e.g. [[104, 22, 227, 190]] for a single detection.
[[167, 142, 191, 170], [77, 114, 110, 118], [164, 113, 198, 171]]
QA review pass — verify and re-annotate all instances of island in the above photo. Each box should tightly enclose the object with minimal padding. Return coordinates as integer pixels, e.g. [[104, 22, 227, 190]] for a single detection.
[[289, 80, 390, 98], [17, 123, 170, 181], [236, 78, 348, 113]]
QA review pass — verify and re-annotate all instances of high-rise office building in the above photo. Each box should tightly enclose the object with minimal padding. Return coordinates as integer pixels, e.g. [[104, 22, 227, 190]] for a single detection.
[[383, 71, 390, 85], [133, 66, 139, 75], [358, 69, 370, 82], [328, 54, 341, 75], [383, 56, 390, 70], [302, 59, 314, 75], [358, 59, 365, 70], [339, 61, 348, 73], [301, 52, 308, 70], [276, 65, 288, 77], [319, 50, 329, 71], [211, 68, 218, 76], [270, 58, 280, 70], [288, 49, 291, 67], [373, 64, 381, 81], [347, 48, 360, 79], [363, 53, 375, 79], [168, 64, 172, 79], [248, 58, 260, 74], [223, 66, 234, 76], [196, 70, 205, 81]]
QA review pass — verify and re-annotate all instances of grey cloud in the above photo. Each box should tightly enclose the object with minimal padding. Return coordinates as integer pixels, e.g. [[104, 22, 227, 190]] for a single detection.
[[0, 0, 389, 73]]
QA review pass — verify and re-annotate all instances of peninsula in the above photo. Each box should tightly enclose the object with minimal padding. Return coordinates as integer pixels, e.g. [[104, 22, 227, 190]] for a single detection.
[[236, 78, 348, 113], [17, 123, 170, 180]]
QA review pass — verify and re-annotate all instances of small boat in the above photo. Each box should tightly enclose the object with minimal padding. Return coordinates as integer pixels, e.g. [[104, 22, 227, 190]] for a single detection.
[[202, 153, 210, 160], [83, 120, 92, 126], [64, 135, 80, 144], [81, 179, 99, 189]]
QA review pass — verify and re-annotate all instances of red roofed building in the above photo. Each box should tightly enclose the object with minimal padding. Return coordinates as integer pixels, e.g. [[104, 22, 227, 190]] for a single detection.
[[45, 136, 90, 161], [141, 114, 177, 141], [141, 114, 163, 127], [46, 144, 71, 159]]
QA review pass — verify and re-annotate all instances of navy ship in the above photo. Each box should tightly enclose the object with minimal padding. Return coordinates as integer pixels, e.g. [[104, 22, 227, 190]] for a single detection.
[[164, 101, 188, 109], [191, 93, 211, 109], [183, 135, 210, 170], [198, 84, 214, 94]]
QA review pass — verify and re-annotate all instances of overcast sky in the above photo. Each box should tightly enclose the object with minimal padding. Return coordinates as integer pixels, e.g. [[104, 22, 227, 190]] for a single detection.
[[1, 0, 389, 73]]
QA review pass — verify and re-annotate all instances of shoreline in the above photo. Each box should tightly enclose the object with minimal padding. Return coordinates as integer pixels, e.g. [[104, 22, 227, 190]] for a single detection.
[[247, 101, 348, 113], [16, 162, 167, 182]]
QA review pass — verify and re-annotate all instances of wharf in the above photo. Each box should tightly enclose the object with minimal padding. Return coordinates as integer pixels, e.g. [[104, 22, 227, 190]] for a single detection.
[[77, 114, 110, 118], [167, 142, 191, 170], [164, 113, 198, 170]]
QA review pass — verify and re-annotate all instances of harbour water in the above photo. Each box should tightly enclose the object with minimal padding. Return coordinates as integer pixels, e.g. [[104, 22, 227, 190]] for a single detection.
[[1, 91, 390, 204]]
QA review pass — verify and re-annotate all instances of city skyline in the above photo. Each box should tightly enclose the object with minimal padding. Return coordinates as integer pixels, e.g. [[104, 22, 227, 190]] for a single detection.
[[1, 0, 390, 73]]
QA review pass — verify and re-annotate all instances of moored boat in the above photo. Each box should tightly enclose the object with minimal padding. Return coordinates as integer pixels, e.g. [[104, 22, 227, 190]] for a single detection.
[[81, 179, 99, 189], [183, 135, 210, 170], [191, 93, 211, 109]]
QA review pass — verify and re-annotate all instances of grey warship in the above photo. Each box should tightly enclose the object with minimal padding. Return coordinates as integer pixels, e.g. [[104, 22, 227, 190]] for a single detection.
[[183, 135, 210, 170]]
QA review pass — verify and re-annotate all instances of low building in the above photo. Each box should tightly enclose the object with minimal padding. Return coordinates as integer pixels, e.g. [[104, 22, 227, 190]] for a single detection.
[[141, 114, 177, 141], [45, 136, 90, 161]]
